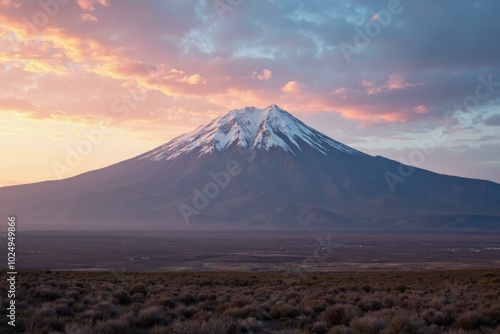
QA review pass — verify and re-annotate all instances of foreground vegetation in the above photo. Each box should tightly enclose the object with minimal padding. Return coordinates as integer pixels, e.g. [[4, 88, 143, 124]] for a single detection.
[[1, 269, 500, 333]]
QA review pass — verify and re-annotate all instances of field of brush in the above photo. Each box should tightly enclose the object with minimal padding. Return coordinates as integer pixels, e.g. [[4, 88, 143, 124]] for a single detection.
[[1, 269, 500, 333], [2, 230, 499, 333]]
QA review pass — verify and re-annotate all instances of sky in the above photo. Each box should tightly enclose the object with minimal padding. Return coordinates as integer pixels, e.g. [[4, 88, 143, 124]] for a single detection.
[[1, 0, 500, 186]]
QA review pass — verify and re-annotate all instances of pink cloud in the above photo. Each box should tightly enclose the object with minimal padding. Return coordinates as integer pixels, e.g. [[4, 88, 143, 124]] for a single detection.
[[0, 97, 37, 112], [0, 4, 436, 134], [282, 81, 302, 93], [0, 0, 21, 8], [80, 13, 98, 22], [77, 0, 109, 12], [363, 73, 423, 95], [252, 69, 272, 81], [332, 87, 358, 99], [178, 73, 207, 85], [413, 105, 429, 114], [23, 59, 70, 76], [369, 13, 381, 22]]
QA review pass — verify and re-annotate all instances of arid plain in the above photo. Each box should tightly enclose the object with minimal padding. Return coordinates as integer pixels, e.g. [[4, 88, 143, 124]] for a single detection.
[[7, 230, 500, 272]]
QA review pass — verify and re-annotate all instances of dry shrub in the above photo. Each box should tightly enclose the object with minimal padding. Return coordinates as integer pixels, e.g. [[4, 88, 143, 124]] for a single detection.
[[25, 305, 66, 333], [158, 296, 176, 308], [171, 317, 235, 334], [297, 314, 313, 328], [237, 317, 264, 332], [94, 318, 130, 334], [55, 303, 74, 317], [93, 301, 119, 320], [179, 293, 198, 305], [271, 302, 301, 319], [129, 282, 147, 295], [112, 290, 131, 305], [301, 298, 327, 314], [396, 285, 407, 293], [311, 320, 329, 334], [423, 324, 441, 334], [137, 306, 165, 327], [350, 312, 390, 334], [67, 288, 81, 300], [230, 295, 255, 308], [382, 312, 426, 334], [454, 310, 489, 330], [149, 325, 171, 334], [35, 284, 61, 301], [64, 322, 92, 334], [72, 302, 85, 313], [322, 304, 361, 326], [12, 270, 500, 333], [82, 294, 96, 306], [422, 309, 454, 327], [33, 303, 56, 318], [96, 290, 113, 302], [177, 305, 198, 319], [223, 304, 262, 319], [361, 285, 372, 293], [357, 297, 383, 312], [329, 325, 354, 334]]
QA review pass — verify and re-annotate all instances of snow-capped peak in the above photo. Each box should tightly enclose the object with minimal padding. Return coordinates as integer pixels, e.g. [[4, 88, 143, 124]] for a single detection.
[[141, 104, 362, 161]]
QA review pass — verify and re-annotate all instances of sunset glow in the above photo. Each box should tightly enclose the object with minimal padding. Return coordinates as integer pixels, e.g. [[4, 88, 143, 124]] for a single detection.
[[1, 0, 500, 185]]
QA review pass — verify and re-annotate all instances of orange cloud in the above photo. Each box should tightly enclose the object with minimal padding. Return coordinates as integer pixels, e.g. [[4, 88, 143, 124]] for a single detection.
[[332, 87, 358, 99], [23, 59, 70, 76], [77, 0, 109, 12], [0, 97, 37, 113], [93, 63, 211, 96], [0, 8, 423, 133], [0, 0, 20, 8], [339, 107, 407, 125], [282, 80, 302, 93], [362, 73, 423, 95], [178, 73, 207, 85], [0, 14, 120, 65], [80, 13, 98, 22], [251, 69, 272, 81]]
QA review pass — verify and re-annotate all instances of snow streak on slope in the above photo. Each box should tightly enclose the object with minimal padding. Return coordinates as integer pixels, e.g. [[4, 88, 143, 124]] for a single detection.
[[141, 105, 363, 161]]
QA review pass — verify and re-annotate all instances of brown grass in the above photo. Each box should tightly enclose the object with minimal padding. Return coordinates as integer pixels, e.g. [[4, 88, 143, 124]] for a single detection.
[[0, 269, 499, 333]]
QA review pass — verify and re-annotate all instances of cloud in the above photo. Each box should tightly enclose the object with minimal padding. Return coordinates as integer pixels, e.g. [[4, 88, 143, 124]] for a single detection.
[[178, 73, 207, 85], [253, 69, 272, 81], [80, 13, 98, 22], [23, 60, 70, 76], [332, 87, 358, 99], [77, 0, 109, 12], [92, 63, 212, 96], [282, 81, 302, 93], [484, 114, 500, 126], [362, 74, 423, 95], [413, 105, 429, 114], [0, 97, 37, 113], [0, 0, 20, 8], [2, 0, 499, 128], [1, 1, 500, 130]]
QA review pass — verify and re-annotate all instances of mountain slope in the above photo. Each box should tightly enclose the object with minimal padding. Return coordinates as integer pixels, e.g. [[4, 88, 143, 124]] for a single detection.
[[1, 105, 499, 230]]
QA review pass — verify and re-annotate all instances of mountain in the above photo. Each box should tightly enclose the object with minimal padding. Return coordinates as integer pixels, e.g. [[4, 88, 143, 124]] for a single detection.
[[142, 105, 361, 160], [1, 104, 500, 230]]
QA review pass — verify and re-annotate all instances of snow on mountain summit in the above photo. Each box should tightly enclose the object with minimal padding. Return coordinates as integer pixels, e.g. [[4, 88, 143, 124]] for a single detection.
[[142, 104, 362, 161]]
